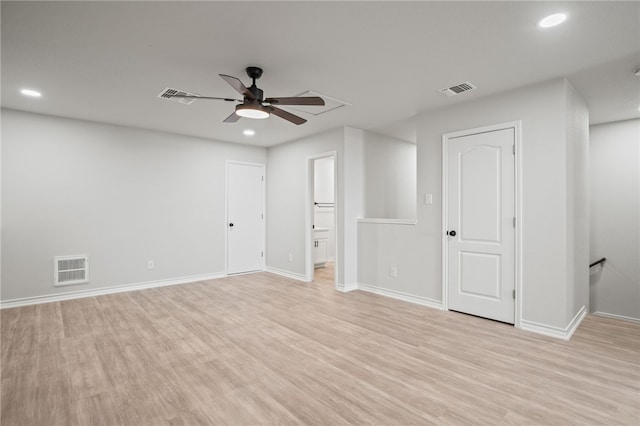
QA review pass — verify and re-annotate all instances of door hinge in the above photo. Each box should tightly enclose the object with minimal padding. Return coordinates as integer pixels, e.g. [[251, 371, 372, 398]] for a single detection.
[[261, 251, 264, 258], [513, 289, 516, 299], [513, 217, 516, 228], [512, 144, 515, 155], [261, 213, 264, 219], [261, 176, 264, 182]]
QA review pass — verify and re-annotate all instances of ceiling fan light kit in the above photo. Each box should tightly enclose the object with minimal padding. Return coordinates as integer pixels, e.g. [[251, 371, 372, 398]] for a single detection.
[[235, 102, 269, 119], [169, 66, 325, 125]]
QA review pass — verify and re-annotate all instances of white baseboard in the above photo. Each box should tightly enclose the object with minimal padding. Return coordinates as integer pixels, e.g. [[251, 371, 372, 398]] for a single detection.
[[357, 283, 443, 310], [520, 305, 587, 340], [592, 311, 640, 324], [264, 266, 308, 282], [0, 272, 227, 309], [336, 282, 358, 292]]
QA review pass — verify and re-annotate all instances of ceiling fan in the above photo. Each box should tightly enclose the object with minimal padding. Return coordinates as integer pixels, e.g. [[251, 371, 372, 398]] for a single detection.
[[169, 67, 325, 125]]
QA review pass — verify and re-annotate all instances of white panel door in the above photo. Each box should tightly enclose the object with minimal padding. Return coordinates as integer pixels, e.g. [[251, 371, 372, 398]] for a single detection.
[[227, 162, 264, 275], [446, 128, 515, 324]]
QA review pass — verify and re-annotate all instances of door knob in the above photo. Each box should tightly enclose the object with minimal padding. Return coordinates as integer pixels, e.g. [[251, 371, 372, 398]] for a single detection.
[[229, 223, 234, 228], [447, 230, 456, 236]]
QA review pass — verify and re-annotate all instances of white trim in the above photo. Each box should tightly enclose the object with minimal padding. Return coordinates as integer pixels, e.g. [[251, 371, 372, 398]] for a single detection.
[[441, 121, 522, 327], [356, 218, 417, 225], [0, 272, 226, 309], [521, 305, 587, 340], [336, 282, 358, 292], [226, 160, 266, 275], [358, 283, 444, 310], [592, 311, 640, 324], [514, 121, 523, 329], [265, 266, 308, 282], [306, 151, 338, 288], [442, 134, 448, 311]]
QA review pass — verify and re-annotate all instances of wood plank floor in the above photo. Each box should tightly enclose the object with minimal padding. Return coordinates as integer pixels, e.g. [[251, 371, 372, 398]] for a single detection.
[[1, 271, 639, 425]]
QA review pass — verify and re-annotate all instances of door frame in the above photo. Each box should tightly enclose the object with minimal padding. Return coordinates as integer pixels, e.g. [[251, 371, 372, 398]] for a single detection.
[[441, 121, 523, 328], [306, 150, 339, 288], [225, 160, 266, 275]]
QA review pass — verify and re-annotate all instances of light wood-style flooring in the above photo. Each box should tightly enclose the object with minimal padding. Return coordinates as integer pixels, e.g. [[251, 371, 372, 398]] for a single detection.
[[1, 271, 639, 425]]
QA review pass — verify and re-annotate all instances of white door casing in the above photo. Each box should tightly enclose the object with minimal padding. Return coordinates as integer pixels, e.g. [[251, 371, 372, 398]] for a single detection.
[[306, 151, 338, 286], [227, 161, 265, 275], [443, 125, 517, 324]]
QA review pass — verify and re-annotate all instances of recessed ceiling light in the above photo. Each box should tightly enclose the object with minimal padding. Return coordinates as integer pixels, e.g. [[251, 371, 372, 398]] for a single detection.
[[20, 89, 42, 97], [538, 13, 567, 28], [243, 129, 256, 136]]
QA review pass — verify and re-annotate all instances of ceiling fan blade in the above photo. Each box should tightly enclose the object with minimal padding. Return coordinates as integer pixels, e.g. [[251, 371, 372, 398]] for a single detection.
[[264, 96, 325, 106], [169, 95, 240, 102], [219, 74, 255, 100], [223, 111, 241, 123], [267, 106, 307, 125]]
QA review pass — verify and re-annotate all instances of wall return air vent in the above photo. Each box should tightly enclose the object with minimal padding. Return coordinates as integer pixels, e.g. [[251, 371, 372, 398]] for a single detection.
[[157, 88, 199, 105], [439, 82, 477, 96], [54, 255, 89, 286]]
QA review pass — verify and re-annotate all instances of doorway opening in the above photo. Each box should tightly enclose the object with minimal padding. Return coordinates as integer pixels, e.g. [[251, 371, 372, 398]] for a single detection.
[[306, 151, 338, 288]]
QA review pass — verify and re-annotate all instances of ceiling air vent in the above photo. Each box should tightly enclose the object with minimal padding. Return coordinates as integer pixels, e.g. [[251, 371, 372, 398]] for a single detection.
[[157, 88, 199, 105], [54, 255, 89, 286], [439, 82, 477, 97]]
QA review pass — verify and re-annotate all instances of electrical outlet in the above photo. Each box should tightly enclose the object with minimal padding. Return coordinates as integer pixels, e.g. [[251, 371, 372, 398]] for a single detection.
[[147, 260, 154, 270], [288, 253, 293, 262], [424, 193, 433, 205], [389, 266, 397, 278]]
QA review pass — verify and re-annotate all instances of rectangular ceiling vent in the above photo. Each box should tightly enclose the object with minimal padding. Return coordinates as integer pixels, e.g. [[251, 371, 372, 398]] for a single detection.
[[439, 82, 477, 97], [287, 90, 350, 116], [157, 87, 199, 105], [54, 255, 89, 286]]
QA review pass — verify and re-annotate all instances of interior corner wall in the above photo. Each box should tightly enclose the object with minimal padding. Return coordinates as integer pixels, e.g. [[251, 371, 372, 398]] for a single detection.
[[358, 78, 577, 331], [589, 119, 640, 321], [564, 80, 590, 322], [342, 127, 365, 287], [265, 128, 345, 283], [362, 131, 416, 220], [1, 108, 266, 302]]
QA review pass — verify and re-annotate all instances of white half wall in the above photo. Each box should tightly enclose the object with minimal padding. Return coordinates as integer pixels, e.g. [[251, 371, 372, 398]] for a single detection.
[[1, 109, 266, 302], [589, 119, 640, 321]]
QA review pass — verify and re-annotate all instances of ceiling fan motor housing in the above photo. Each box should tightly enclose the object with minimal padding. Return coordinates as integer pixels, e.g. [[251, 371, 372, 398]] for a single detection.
[[246, 67, 265, 100], [248, 86, 264, 101]]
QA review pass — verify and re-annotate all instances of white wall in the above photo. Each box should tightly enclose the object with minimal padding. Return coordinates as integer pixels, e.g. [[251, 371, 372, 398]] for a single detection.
[[590, 119, 640, 321], [1, 109, 266, 302], [362, 132, 416, 219], [565, 82, 590, 322], [314, 156, 334, 204], [358, 78, 590, 335], [265, 126, 365, 290], [342, 127, 365, 288], [314, 156, 335, 260], [266, 128, 345, 282]]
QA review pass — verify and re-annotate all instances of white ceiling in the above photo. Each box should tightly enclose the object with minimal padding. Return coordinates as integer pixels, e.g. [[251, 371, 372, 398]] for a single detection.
[[2, 1, 639, 147]]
